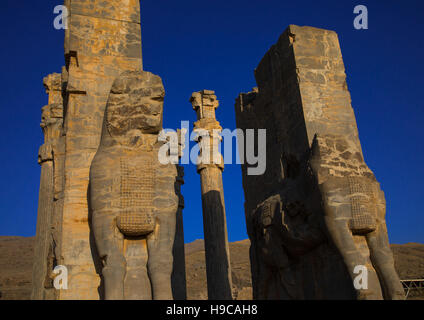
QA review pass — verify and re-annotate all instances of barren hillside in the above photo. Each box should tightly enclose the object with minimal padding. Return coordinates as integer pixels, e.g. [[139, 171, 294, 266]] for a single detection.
[[0, 237, 423, 300]]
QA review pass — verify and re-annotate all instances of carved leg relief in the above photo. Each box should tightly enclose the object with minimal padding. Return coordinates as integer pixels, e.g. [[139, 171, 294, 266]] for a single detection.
[[320, 183, 377, 299], [124, 238, 151, 300], [92, 214, 126, 300], [367, 225, 405, 300], [147, 209, 177, 300]]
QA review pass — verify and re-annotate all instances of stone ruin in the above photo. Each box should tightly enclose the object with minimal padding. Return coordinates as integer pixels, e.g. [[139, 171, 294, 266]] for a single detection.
[[32, 74, 64, 300], [235, 25, 404, 300], [190, 90, 233, 300], [32, 1, 403, 301], [32, 0, 185, 300], [89, 71, 182, 300]]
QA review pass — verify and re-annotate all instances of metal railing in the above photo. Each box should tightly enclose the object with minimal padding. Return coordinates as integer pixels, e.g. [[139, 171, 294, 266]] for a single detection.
[[401, 279, 424, 299]]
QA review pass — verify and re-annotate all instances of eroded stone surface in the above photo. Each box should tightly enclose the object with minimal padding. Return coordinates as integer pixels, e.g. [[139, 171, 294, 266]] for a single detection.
[[90, 71, 179, 300], [58, 0, 143, 300], [33, 1, 186, 300], [32, 73, 64, 300], [235, 25, 404, 300]]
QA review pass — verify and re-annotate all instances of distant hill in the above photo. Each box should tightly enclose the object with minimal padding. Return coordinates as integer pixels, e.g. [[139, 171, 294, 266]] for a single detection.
[[391, 243, 424, 279], [1, 236, 423, 300], [0, 237, 34, 300], [185, 239, 252, 300]]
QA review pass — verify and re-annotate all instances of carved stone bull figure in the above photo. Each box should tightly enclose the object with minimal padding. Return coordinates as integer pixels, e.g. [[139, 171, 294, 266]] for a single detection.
[[310, 134, 404, 300], [89, 71, 179, 300]]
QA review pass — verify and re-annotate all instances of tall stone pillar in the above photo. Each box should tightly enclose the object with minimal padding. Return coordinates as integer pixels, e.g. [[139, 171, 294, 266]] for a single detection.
[[34, 0, 187, 300], [59, 0, 143, 299], [32, 74, 64, 300], [190, 90, 233, 300], [235, 25, 403, 300], [172, 165, 187, 300]]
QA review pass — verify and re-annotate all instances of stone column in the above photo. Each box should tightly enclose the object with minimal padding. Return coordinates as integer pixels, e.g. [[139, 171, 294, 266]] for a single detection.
[[59, 0, 143, 299], [32, 74, 63, 300], [190, 90, 233, 300], [33, 145, 54, 300], [172, 165, 187, 300]]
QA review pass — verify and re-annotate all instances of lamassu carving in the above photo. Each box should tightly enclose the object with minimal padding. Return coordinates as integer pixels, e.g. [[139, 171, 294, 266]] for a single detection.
[[90, 71, 179, 300]]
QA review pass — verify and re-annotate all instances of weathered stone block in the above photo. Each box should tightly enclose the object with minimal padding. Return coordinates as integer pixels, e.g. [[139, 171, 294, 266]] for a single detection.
[[235, 25, 404, 300]]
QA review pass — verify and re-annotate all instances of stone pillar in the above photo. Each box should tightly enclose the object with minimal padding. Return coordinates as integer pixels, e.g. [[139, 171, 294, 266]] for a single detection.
[[58, 0, 143, 299], [190, 90, 233, 300], [235, 25, 403, 300], [32, 74, 63, 300], [172, 165, 187, 300], [34, 1, 188, 300], [33, 146, 54, 300]]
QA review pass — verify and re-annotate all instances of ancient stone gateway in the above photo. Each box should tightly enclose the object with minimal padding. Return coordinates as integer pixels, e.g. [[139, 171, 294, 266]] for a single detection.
[[235, 25, 404, 300], [32, 0, 186, 300], [32, 3, 402, 301]]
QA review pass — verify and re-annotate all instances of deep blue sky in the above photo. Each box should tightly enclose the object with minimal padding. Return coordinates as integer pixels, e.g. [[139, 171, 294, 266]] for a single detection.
[[0, 1, 423, 244]]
